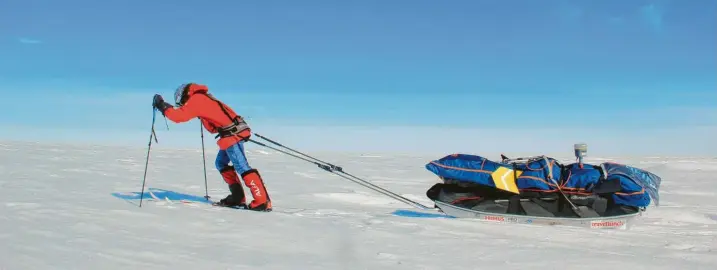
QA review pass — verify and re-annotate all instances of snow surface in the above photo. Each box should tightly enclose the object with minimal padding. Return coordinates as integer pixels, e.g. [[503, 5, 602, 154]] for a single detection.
[[1, 140, 716, 269]]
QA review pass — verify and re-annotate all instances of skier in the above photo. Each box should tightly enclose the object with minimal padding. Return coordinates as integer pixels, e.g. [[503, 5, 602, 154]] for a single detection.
[[152, 83, 272, 211]]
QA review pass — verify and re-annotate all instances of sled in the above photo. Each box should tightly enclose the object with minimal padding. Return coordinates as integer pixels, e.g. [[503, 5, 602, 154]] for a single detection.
[[433, 200, 639, 229], [423, 152, 661, 229]]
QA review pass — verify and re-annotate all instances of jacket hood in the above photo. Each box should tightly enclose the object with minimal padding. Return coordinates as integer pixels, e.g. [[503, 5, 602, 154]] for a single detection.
[[186, 83, 209, 96], [175, 82, 209, 106]]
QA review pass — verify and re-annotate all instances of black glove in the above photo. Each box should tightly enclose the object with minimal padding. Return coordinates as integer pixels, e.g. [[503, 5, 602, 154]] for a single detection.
[[152, 94, 172, 115]]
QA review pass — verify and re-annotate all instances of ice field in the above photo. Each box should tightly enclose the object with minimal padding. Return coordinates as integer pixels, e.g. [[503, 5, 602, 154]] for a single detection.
[[1, 140, 715, 269]]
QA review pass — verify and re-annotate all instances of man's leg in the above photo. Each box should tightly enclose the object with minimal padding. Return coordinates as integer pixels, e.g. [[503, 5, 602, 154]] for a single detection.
[[215, 148, 246, 207], [226, 141, 272, 211]]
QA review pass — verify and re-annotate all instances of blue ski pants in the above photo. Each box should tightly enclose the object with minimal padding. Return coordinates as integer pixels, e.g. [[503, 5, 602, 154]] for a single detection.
[[215, 141, 252, 176]]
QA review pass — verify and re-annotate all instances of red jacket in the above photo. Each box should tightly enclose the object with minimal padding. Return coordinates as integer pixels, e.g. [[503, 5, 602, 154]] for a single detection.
[[163, 84, 251, 150]]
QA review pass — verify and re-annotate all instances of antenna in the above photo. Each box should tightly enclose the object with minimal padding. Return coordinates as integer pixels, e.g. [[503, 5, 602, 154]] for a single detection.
[[574, 143, 587, 168]]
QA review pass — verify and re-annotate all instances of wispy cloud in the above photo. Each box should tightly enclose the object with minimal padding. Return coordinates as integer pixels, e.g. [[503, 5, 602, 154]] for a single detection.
[[554, 1, 584, 22], [639, 3, 665, 33], [18, 38, 42, 44]]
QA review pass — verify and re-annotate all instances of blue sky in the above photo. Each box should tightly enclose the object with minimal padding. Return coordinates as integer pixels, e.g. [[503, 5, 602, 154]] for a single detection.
[[1, 0, 715, 156]]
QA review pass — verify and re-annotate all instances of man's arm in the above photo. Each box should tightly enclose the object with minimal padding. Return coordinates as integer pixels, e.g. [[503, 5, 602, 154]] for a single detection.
[[155, 95, 200, 123]]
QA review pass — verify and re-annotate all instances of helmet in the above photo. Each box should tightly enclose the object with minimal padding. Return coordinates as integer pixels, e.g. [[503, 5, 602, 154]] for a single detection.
[[174, 83, 191, 106]]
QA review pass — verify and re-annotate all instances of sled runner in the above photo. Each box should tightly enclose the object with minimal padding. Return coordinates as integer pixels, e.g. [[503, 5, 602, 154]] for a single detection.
[[423, 150, 661, 229]]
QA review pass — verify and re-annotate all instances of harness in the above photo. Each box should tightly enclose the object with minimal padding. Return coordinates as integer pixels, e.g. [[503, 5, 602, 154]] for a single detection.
[[196, 92, 250, 140], [216, 116, 249, 139]]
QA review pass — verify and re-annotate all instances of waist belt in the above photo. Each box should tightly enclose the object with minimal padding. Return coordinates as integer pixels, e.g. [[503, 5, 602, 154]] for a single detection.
[[215, 117, 250, 139]]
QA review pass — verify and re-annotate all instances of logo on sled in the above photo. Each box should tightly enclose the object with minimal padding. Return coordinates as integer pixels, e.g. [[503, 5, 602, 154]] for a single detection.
[[484, 215, 505, 222], [590, 220, 626, 229]]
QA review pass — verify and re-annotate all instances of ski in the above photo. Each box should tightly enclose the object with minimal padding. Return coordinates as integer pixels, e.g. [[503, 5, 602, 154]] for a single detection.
[[113, 187, 456, 219], [209, 201, 272, 212], [113, 188, 311, 214]]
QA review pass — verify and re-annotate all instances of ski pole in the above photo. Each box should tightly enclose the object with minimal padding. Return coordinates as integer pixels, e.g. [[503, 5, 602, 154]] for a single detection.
[[248, 135, 432, 210], [199, 119, 210, 200], [140, 108, 160, 207]]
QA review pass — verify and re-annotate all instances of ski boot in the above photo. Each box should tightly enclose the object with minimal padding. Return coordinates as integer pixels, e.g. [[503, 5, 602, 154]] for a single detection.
[[216, 166, 248, 209], [216, 183, 248, 209]]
